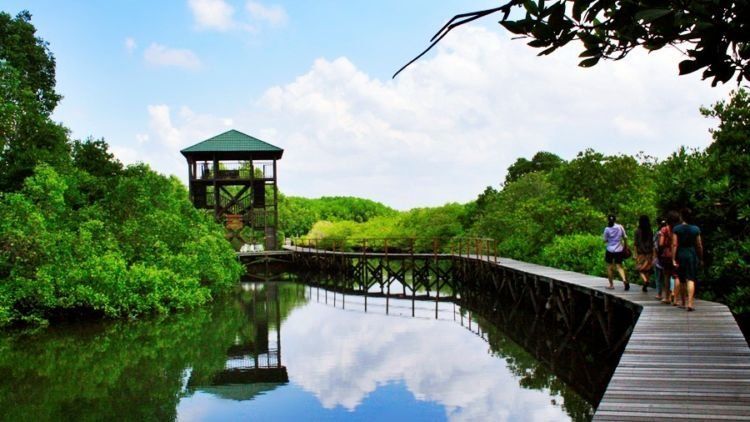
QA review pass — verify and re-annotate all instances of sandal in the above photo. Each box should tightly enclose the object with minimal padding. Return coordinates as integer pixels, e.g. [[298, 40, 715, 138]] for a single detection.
[[605, 285, 615, 290], [686, 307, 695, 312], [624, 282, 630, 291], [661, 300, 671, 304], [642, 284, 648, 293]]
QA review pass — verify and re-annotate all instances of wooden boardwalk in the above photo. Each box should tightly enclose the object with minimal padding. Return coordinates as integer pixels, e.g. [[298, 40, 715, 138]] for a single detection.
[[283, 246, 750, 420], [491, 257, 750, 421]]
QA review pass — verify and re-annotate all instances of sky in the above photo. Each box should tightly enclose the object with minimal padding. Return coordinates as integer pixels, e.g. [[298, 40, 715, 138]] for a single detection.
[[4, 1, 733, 210]]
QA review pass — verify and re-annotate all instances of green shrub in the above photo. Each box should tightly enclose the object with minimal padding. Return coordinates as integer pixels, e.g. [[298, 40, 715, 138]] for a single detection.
[[539, 234, 607, 277], [0, 164, 242, 327]]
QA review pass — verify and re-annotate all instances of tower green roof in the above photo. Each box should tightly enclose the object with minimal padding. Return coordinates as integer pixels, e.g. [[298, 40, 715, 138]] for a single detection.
[[180, 129, 283, 159]]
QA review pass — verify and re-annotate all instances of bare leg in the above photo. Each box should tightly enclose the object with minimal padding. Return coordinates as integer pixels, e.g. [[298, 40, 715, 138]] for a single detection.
[[639, 270, 649, 284], [687, 280, 695, 310], [661, 271, 671, 303], [607, 263, 614, 288], [673, 277, 684, 307], [616, 264, 628, 289]]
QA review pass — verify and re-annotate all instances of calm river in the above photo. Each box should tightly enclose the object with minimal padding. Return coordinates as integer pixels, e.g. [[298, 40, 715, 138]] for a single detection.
[[0, 279, 602, 421]]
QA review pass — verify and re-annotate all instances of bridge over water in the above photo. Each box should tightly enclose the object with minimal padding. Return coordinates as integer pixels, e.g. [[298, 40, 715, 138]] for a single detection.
[[239, 239, 750, 421]]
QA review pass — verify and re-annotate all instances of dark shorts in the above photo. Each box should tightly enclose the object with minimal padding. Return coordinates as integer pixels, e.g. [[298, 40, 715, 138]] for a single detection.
[[605, 250, 625, 264]]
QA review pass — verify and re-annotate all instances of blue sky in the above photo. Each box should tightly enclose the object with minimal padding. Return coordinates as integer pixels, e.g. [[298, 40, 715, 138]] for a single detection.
[[4, 1, 732, 209]]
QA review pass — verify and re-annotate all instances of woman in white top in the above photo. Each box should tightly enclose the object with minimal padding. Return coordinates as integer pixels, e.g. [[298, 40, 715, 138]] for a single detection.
[[603, 214, 630, 290]]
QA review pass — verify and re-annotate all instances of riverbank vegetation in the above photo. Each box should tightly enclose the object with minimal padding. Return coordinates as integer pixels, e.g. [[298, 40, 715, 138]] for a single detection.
[[296, 89, 750, 315], [0, 11, 241, 327]]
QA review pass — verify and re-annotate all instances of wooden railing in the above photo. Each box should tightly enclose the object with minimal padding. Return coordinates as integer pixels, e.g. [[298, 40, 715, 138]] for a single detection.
[[290, 237, 499, 263]]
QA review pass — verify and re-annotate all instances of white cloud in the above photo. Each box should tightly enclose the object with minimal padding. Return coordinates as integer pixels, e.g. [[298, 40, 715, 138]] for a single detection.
[[147, 104, 233, 148], [284, 297, 570, 420], [110, 145, 140, 165], [143, 43, 202, 70], [188, 0, 236, 31], [124, 37, 136, 53], [135, 133, 149, 144], [148, 104, 182, 148], [138, 25, 730, 209], [613, 115, 655, 138], [246, 1, 287, 27]]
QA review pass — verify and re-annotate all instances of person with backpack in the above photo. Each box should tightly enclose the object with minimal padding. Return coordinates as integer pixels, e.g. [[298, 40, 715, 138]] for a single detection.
[[603, 214, 630, 290], [659, 211, 680, 305], [634, 215, 654, 292]]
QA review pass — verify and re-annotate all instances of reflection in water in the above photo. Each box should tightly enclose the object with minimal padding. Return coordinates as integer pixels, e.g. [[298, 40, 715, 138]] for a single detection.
[[0, 277, 600, 421], [186, 283, 288, 402]]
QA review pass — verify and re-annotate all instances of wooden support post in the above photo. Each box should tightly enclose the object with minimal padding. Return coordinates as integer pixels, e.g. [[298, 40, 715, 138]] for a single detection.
[[212, 154, 220, 220]]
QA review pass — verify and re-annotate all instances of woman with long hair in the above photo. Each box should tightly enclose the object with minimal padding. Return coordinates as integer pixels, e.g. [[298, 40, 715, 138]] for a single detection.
[[634, 215, 654, 292], [603, 214, 629, 290], [659, 211, 681, 305], [672, 208, 703, 311]]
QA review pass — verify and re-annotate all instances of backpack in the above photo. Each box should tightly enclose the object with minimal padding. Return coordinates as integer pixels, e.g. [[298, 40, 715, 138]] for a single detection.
[[658, 227, 672, 258]]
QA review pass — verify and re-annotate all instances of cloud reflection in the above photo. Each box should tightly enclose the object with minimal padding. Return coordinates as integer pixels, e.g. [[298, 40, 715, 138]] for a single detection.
[[282, 296, 570, 421]]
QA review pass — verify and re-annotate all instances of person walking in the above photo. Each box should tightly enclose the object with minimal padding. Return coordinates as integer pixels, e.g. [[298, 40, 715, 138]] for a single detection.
[[652, 217, 666, 300], [672, 208, 703, 312], [603, 214, 629, 290], [634, 215, 654, 292], [658, 211, 680, 305]]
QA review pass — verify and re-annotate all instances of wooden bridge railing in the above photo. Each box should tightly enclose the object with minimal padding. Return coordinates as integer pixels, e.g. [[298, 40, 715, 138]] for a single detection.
[[290, 236, 500, 263]]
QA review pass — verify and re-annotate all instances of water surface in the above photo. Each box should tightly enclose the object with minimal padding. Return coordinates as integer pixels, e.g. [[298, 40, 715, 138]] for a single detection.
[[0, 281, 595, 421]]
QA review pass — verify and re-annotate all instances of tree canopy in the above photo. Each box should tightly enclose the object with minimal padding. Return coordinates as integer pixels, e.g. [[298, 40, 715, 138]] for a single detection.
[[0, 11, 60, 113], [504, 151, 563, 185], [395, 1, 750, 86], [0, 11, 241, 327]]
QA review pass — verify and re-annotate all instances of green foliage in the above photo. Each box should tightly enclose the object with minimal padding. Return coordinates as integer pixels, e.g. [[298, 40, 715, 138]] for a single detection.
[[504, 151, 563, 185], [279, 194, 396, 238], [71, 137, 124, 179], [0, 10, 60, 112], [540, 234, 607, 277], [471, 172, 603, 261], [550, 149, 657, 224], [0, 164, 242, 326], [0, 13, 242, 327], [0, 12, 71, 191], [302, 202, 469, 252], [403, 1, 750, 85]]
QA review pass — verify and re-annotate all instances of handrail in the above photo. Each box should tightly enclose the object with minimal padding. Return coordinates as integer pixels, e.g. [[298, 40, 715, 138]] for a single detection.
[[291, 236, 499, 261]]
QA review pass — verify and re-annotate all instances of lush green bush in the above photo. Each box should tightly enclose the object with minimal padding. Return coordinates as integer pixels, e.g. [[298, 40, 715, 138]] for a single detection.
[[0, 164, 242, 327], [539, 234, 607, 277], [278, 195, 396, 238], [301, 202, 469, 252], [470, 172, 603, 261]]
